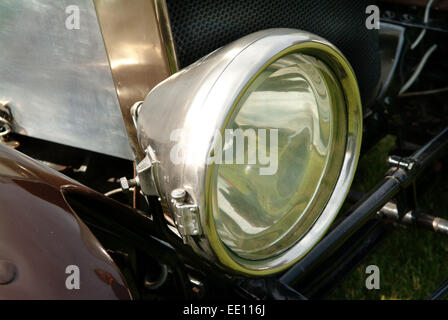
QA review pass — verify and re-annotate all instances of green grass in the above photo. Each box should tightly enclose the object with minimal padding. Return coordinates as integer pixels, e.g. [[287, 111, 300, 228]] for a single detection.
[[328, 135, 448, 300]]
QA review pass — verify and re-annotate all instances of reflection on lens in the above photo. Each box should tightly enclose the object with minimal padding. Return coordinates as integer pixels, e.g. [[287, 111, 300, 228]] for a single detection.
[[212, 53, 347, 260]]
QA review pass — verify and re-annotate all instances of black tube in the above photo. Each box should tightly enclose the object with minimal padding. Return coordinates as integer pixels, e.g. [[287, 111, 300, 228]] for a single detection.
[[415, 214, 448, 235], [427, 278, 448, 300], [411, 128, 448, 166], [281, 177, 401, 285]]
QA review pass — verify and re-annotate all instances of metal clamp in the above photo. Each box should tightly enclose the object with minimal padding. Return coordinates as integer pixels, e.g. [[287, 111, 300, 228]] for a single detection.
[[387, 155, 416, 171], [170, 188, 202, 242], [136, 146, 159, 196]]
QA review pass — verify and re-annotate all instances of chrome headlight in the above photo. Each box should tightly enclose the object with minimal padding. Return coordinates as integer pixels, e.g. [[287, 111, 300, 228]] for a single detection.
[[136, 29, 362, 275]]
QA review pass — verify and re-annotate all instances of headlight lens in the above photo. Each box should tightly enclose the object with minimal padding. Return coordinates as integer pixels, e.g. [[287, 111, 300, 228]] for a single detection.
[[136, 29, 362, 275], [214, 53, 347, 260]]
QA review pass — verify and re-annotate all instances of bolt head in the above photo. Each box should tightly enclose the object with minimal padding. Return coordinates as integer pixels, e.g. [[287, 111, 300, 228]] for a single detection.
[[119, 177, 130, 190], [171, 188, 187, 201]]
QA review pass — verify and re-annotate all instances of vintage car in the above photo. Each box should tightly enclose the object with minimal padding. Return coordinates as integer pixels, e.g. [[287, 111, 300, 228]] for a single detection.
[[0, 0, 447, 300]]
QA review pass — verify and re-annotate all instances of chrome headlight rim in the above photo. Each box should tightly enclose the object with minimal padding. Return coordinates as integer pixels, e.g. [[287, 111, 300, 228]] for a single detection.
[[136, 29, 362, 276], [202, 40, 362, 275]]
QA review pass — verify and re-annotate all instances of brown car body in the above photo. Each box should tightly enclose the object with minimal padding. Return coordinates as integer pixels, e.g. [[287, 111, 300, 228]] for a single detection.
[[0, 144, 131, 299]]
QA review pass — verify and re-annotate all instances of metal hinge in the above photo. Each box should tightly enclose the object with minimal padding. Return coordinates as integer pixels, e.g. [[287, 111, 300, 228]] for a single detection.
[[170, 188, 202, 242]]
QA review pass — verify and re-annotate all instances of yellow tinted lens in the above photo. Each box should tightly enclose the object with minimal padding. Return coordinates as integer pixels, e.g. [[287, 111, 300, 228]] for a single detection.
[[213, 53, 347, 260]]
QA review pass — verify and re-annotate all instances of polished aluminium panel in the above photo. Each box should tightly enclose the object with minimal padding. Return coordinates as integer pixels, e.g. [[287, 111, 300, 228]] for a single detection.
[[94, 0, 177, 160], [137, 29, 363, 275], [0, 0, 133, 160]]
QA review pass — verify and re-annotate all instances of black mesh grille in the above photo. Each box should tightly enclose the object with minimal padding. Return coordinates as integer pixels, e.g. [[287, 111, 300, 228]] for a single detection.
[[166, 0, 380, 105]]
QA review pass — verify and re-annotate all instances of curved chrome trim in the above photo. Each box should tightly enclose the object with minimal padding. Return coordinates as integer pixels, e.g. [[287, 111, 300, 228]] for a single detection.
[[94, 0, 177, 160], [154, 0, 179, 74]]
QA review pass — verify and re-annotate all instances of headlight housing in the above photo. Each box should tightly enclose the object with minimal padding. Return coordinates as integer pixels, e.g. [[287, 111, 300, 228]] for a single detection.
[[136, 29, 362, 275]]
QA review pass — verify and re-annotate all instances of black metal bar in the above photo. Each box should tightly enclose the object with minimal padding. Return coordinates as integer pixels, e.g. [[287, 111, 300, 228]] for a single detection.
[[280, 176, 402, 285], [415, 213, 448, 235], [281, 127, 448, 286], [411, 127, 448, 165], [427, 278, 448, 300], [237, 278, 308, 300], [295, 220, 388, 298]]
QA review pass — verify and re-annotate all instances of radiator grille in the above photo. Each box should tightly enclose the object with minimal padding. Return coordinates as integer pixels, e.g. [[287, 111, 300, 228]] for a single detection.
[[166, 0, 380, 105]]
